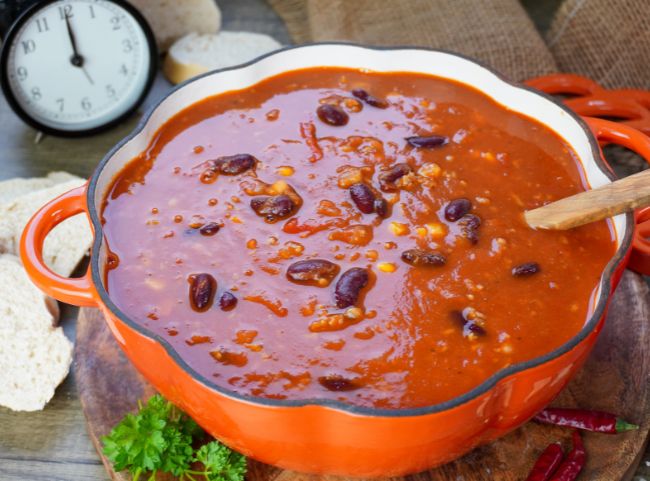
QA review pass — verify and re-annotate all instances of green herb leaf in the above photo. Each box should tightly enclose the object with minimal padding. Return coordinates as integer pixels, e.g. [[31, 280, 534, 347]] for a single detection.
[[159, 425, 194, 476], [101, 394, 246, 481], [195, 441, 247, 481]]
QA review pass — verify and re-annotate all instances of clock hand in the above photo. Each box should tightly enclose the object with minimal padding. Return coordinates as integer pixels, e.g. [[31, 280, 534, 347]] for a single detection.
[[81, 66, 94, 85], [63, 12, 94, 85], [64, 13, 84, 67]]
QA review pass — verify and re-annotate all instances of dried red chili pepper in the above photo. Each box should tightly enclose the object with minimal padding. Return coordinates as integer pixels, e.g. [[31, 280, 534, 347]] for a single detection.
[[525, 442, 564, 481], [534, 408, 638, 434], [549, 431, 586, 481]]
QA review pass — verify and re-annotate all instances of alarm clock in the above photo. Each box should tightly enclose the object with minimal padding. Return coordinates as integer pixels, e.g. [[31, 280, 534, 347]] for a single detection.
[[0, 0, 157, 136]]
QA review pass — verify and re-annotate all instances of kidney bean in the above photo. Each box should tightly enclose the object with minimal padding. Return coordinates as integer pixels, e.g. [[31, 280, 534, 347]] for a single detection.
[[219, 291, 238, 311], [318, 375, 360, 391], [406, 135, 448, 148], [450, 309, 486, 337], [317, 104, 349, 126], [213, 153, 257, 175], [444, 198, 472, 222], [334, 267, 369, 308], [374, 197, 389, 218], [348, 183, 389, 217], [286, 259, 340, 287], [458, 213, 481, 244], [378, 163, 413, 191], [250, 194, 296, 222], [199, 222, 221, 236], [189, 273, 216, 312], [349, 183, 376, 214], [351, 88, 389, 109], [512, 262, 540, 277], [401, 249, 446, 267]]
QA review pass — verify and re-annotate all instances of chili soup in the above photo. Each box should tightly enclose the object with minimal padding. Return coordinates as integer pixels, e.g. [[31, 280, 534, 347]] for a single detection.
[[101, 67, 616, 409]]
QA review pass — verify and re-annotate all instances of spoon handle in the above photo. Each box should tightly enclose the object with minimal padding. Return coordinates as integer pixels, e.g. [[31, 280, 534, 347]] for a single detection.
[[525, 168, 650, 230]]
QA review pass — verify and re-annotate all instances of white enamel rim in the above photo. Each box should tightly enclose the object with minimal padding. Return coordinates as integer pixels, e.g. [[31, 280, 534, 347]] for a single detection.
[[86, 43, 633, 417]]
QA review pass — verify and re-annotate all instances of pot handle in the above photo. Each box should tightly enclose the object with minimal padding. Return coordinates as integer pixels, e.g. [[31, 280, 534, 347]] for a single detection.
[[584, 117, 650, 275], [20, 184, 98, 307]]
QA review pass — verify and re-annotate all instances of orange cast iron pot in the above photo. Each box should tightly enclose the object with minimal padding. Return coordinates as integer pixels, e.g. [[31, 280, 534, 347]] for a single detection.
[[18, 45, 650, 477]]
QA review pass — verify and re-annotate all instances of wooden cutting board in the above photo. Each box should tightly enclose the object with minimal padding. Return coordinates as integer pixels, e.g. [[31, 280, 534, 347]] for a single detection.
[[74, 270, 650, 481]]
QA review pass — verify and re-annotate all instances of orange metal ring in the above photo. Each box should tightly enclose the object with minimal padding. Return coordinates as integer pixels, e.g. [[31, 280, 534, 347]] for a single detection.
[[527, 75, 650, 275], [19, 184, 98, 307], [526, 73, 650, 137]]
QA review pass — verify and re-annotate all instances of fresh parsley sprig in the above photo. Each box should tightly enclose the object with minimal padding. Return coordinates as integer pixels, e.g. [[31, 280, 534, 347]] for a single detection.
[[101, 394, 247, 481]]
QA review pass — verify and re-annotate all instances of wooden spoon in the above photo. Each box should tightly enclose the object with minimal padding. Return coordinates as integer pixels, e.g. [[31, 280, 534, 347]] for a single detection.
[[525, 168, 650, 230]]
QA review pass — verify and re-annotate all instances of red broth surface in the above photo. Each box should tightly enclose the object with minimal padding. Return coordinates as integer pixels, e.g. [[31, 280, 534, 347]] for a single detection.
[[102, 68, 616, 409]]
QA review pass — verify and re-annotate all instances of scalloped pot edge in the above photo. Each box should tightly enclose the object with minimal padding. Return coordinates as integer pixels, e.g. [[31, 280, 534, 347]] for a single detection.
[[76, 44, 631, 476]]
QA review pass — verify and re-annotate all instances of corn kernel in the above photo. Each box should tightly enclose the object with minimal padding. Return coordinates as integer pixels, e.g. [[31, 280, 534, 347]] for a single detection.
[[416, 227, 428, 237], [378, 262, 397, 273], [269, 180, 289, 195], [389, 221, 410, 236], [426, 222, 446, 239], [418, 162, 442, 178], [384, 241, 397, 250], [277, 166, 295, 177], [344, 307, 364, 319], [344, 98, 363, 112], [231, 216, 243, 224], [365, 249, 379, 261], [246, 239, 258, 249]]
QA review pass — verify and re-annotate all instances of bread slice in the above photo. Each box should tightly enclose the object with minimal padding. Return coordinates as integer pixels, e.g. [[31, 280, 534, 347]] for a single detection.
[[0, 178, 92, 277], [0, 171, 78, 204], [163, 31, 282, 85], [0, 254, 59, 331], [0, 254, 72, 412], [129, 0, 222, 52]]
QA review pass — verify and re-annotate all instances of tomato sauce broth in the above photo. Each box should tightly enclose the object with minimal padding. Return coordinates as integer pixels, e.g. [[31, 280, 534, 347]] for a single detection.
[[102, 68, 616, 409]]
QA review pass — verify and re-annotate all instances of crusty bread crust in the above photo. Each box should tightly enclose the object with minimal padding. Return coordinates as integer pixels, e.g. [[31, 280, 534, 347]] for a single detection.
[[163, 31, 282, 85], [0, 173, 91, 411], [129, 0, 222, 52], [0, 254, 73, 412], [0, 171, 77, 204], [0, 178, 92, 277]]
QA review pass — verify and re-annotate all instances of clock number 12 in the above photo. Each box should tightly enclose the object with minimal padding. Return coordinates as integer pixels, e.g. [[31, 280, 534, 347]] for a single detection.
[[58, 5, 73, 19]]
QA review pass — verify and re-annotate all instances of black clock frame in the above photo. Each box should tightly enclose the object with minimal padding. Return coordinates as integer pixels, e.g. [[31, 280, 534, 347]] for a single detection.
[[0, 0, 158, 137]]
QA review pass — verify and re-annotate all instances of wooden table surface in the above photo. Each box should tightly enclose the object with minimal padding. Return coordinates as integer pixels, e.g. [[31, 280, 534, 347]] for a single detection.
[[0, 1, 648, 480]]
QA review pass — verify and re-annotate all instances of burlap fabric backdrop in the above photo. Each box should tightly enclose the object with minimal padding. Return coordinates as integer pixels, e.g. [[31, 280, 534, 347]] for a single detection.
[[267, 0, 649, 89]]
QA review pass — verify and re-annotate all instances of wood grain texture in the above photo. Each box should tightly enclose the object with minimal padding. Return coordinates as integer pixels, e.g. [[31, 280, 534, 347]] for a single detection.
[[74, 270, 650, 481], [525, 168, 650, 229]]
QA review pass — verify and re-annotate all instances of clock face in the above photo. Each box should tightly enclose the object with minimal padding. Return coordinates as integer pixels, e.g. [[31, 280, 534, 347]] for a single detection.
[[2, 0, 155, 133]]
